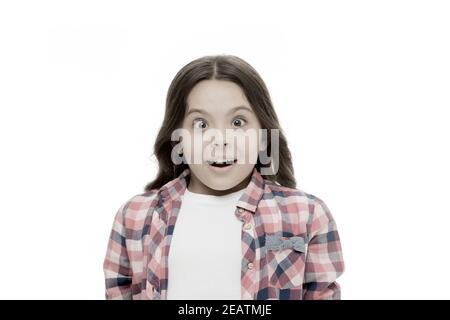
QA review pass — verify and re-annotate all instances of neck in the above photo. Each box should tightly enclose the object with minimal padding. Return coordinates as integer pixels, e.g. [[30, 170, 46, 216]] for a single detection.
[[187, 172, 252, 196]]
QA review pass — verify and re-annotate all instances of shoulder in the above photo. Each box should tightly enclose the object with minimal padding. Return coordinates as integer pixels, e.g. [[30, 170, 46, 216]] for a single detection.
[[262, 179, 336, 225], [113, 188, 161, 229], [263, 179, 326, 208]]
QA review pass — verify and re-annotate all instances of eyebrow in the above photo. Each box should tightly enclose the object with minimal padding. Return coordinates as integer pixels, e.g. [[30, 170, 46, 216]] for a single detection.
[[186, 105, 253, 116]]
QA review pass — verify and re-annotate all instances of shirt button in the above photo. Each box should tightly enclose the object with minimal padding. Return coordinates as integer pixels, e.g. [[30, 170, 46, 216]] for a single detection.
[[247, 262, 254, 270], [244, 223, 252, 230]]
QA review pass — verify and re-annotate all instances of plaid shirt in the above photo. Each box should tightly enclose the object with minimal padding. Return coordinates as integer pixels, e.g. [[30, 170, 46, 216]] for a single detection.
[[103, 167, 345, 300]]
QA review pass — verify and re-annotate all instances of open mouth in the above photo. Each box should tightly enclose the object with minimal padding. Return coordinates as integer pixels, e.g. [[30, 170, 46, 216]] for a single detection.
[[206, 159, 237, 168]]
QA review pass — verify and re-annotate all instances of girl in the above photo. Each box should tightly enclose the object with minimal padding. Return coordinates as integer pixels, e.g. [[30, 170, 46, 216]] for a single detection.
[[103, 55, 345, 300]]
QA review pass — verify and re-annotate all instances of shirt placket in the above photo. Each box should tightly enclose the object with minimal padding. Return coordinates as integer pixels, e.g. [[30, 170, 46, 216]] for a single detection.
[[236, 207, 257, 299]]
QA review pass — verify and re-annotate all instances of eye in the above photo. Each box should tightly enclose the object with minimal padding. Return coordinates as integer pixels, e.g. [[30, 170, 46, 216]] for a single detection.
[[193, 118, 207, 129], [232, 117, 247, 128]]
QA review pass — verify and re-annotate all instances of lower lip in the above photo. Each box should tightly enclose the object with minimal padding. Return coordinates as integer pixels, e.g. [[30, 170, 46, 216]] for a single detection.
[[207, 161, 236, 173]]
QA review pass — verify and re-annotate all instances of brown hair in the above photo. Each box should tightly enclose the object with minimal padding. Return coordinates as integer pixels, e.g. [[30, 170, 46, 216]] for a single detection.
[[144, 54, 296, 192]]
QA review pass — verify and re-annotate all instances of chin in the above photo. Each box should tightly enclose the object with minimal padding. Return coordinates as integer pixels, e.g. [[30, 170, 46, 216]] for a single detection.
[[205, 180, 236, 191]]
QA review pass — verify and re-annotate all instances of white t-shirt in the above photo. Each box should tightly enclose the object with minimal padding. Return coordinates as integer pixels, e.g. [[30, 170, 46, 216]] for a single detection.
[[166, 186, 246, 300]]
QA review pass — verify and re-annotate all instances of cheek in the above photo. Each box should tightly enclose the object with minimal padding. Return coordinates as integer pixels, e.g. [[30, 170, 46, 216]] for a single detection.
[[181, 135, 210, 164], [236, 134, 260, 164]]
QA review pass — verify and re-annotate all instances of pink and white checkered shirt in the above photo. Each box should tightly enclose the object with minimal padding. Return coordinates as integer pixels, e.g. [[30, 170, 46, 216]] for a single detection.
[[103, 167, 345, 300]]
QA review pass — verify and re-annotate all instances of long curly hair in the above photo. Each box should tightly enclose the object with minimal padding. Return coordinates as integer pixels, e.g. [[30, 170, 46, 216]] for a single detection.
[[144, 54, 296, 192]]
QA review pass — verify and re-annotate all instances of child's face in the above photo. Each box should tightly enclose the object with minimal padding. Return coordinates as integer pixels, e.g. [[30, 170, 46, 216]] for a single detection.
[[179, 79, 263, 194]]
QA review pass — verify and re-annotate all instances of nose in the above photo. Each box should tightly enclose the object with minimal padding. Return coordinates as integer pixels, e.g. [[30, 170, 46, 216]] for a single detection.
[[211, 128, 230, 147], [213, 141, 228, 147]]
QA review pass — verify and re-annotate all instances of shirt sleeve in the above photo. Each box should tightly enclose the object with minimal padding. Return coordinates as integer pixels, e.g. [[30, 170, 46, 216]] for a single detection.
[[302, 195, 345, 300], [103, 200, 133, 300]]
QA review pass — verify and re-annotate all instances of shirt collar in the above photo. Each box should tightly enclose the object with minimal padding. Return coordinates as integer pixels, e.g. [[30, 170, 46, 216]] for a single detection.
[[158, 166, 266, 214]]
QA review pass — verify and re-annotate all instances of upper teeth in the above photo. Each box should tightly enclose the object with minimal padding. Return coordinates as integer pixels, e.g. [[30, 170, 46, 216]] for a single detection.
[[207, 159, 235, 165]]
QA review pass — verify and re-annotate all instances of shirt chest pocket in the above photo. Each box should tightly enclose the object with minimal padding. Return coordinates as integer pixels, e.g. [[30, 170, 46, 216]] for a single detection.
[[264, 234, 308, 289]]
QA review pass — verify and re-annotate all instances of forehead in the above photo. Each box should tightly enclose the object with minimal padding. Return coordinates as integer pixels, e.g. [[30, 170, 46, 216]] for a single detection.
[[186, 80, 251, 114]]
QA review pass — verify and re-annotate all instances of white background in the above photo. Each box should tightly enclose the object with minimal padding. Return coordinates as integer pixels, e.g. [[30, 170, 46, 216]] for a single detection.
[[0, 0, 449, 299]]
